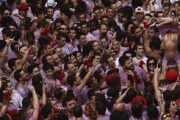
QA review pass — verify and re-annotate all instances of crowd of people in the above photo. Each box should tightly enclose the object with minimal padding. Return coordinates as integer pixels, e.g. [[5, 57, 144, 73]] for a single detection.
[[0, 0, 180, 119]]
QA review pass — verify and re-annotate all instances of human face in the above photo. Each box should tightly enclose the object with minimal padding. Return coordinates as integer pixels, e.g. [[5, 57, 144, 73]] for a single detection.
[[112, 41, 120, 52], [79, 35, 86, 46], [93, 42, 101, 53], [100, 71, 106, 79], [67, 64, 77, 74], [71, 0, 78, 8], [70, 55, 77, 66], [106, 8, 114, 19], [4, 63, 12, 73], [6, 82, 13, 93], [66, 100, 76, 113], [110, 49, 115, 56], [134, 28, 141, 37], [122, 18, 128, 27], [101, 18, 109, 24], [126, 24, 133, 34], [118, 13, 124, 22], [45, 69, 54, 79], [100, 25, 108, 34], [38, 13, 45, 21], [110, 27, 114, 35], [90, 22, 98, 31], [135, 12, 144, 21], [162, 0, 169, 6], [157, 13, 163, 19], [59, 37, 66, 47], [169, 101, 178, 113], [107, 57, 115, 67], [47, 8, 54, 17], [171, 12, 175, 19], [54, 48, 64, 58], [136, 45, 144, 57], [100, 38, 108, 48], [19, 46, 28, 56], [60, 13, 68, 21], [94, 10, 101, 20], [60, 25, 68, 34], [69, 30, 77, 40], [76, 52, 83, 63], [20, 70, 27, 80], [27, 36, 35, 45], [3, 10, 11, 17], [111, 4, 117, 14], [144, 16, 151, 24], [47, 56, 54, 65], [46, 45, 53, 55], [55, 23, 61, 30], [148, 60, 156, 71], [30, 22, 37, 32], [77, 14, 86, 23], [19, 10, 27, 17], [81, 24, 89, 35], [148, 29, 156, 39], [32, 56, 40, 65], [31, 67, 39, 77], [9, 25, 15, 32], [92, 77, 98, 87], [124, 59, 134, 70], [52, 54, 61, 65]]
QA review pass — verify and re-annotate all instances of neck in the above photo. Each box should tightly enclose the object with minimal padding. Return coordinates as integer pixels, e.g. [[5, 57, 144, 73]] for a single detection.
[[35, 29, 41, 36], [18, 81, 25, 86], [97, 114, 104, 118], [121, 0, 127, 3], [76, 117, 83, 120], [66, 111, 74, 119], [170, 111, 176, 118], [136, 55, 143, 60], [71, 85, 77, 89], [108, 66, 115, 70], [79, 44, 84, 49]]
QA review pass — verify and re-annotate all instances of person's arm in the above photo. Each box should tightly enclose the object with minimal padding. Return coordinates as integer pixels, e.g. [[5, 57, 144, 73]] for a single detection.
[[158, 17, 174, 26], [107, 36, 115, 55], [78, 59, 99, 91], [0, 40, 13, 64], [41, 84, 46, 106], [149, 0, 156, 11], [1, 94, 11, 116], [76, 63, 85, 79], [116, 88, 129, 103], [28, 85, 39, 120]]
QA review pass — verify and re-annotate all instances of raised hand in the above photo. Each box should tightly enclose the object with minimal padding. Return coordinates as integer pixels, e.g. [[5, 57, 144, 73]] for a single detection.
[[126, 70, 135, 76], [92, 58, 99, 66], [87, 51, 94, 60], [28, 85, 35, 93]]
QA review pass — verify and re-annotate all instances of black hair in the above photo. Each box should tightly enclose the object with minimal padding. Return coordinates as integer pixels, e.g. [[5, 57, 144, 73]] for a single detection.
[[77, 32, 85, 40], [8, 58, 18, 71], [119, 56, 129, 66], [107, 87, 119, 98], [60, 4, 72, 19], [0, 40, 7, 50], [56, 33, 67, 41], [165, 100, 172, 113], [87, 89, 96, 100], [57, 113, 68, 120], [172, 90, 179, 101], [116, 30, 126, 41], [37, 20, 48, 29], [14, 69, 22, 82], [54, 88, 64, 100], [145, 83, 155, 95], [73, 105, 83, 118], [28, 65, 37, 75], [62, 97, 76, 107], [32, 74, 42, 87], [96, 102, 106, 115], [22, 97, 32, 109], [131, 26, 139, 34], [151, 37, 161, 50], [81, 21, 89, 28], [95, 93, 105, 104], [146, 57, 157, 72], [125, 22, 134, 32], [12, 30, 21, 41], [67, 73, 76, 86], [110, 77, 120, 88], [42, 54, 52, 64], [163, 90, 172, 102], [144, 93, 153, 106], [147, 105, 159, 120], [126, 88, 137, 103], [41, 105, 53, 119], [43, 63, 54, 71], [93, 70, 103, 83], [2, 27, 11, 37], [131, 102, 143, 119], [124, 6, 133, 17]]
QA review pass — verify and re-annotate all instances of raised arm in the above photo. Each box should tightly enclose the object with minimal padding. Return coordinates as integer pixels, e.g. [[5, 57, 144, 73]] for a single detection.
[[78, 59, 98, 91], [116, 88, 129, 104], [28, 85, 39, 120], [149, 0, 156, 11], [76, 63, 85, 78], [1, 93, 11, 116], [41, 84, 46, 106], [157, 17, 174, 26]]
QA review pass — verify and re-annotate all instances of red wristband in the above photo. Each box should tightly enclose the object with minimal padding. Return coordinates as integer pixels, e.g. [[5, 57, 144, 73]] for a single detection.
[[139, 60, 145, 68], [149, 76, 153, 80], [131, 76, 137, 82], [98, 86, 102, 91], [144, 22, 150, 28]]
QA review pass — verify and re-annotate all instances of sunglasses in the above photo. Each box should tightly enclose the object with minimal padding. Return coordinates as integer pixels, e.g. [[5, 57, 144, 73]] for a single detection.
[[60, 28, 65, 30], [33, 58, 38, 61], [5, 13, 10, 15], [148, 63, 156, 66], [122, 21, 127, 23]]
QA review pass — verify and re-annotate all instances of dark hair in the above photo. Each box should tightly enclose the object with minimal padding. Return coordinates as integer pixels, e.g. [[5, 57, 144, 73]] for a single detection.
[[28, 65, 37, 75], [43, 63, 54, 71], [22, 97, 32, 109], [146, 57, 157, 72], [37, 20, 48, 29], [96, 102, 106, 115], [110, 77, 120, 88], [67, 89, 75, 98], [56, 33, 67, 41], [2, 27, 11, 37], [81, 21, 89, 28], [124, 6, 133, 17], [119, 56, 129, 66], [147, 105, 159, 120], [67, 73, 76, 86], [73, 105, 83, 118], [35, 83, 43, 96], [151, 37, 161, 50], [165, 100, 172, 113], [77, 32, 85, 39], [172, 90, 179, 101], [41, 105, 53, 119], [54, 18, 64, 29], [126, 88, 137, 103], [54, 88, 64, 100], [87, 89, 96, 100], [60, 4, 72, 19], [1, 8, 10, 16], [93, 70, 103, 83], [0, 40, 7, 50], [12, 30, 21, 41], [62, 97, 76, 107], [116, 30, 126, 41], [57, 113, 68, 120], [163, 90, 172, 102], [132, 102, 143, 118], [131, 26, 139, 34], [32, 74, 42, 87], [101, 0, 111, 8], [133, 42, 143, 50], [95, 93, 105, 104], [107, 87, 119, 98], [144, 93, 153, 106], [145, 84, 155, 95], [1, 17, 15, 28], [155, 11, 163, 17], [14, 69, 22, 82], [125, 22, 134, 32], [86, 76, 94, 87]]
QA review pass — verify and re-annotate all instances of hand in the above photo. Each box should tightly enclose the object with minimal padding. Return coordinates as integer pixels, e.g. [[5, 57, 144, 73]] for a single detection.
[[7, 37, 15, 46], [102, 48, 107, 56], [28, 85, 35, 93], [91, 13, 96, 19], [134, 60, 141, 66], [147, 17, 154, 25], [87, 51, 94, 60], [150, 0, 155, 4], [49, 21, 54, 24], [49, 79, 54, 86], [158, 74, 165, 81], [92, 58, 99, 66], [149, 71, 154, 76], [126, 70, 135, 76], [100, 82, 108, 89], [154, 65, 159, 74], [55, 79, 61, 89]]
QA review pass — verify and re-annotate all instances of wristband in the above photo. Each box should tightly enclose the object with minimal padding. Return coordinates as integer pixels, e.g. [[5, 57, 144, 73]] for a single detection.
[[131, 76, 137, 82], [139, 60, 145, 68], [144, 22, 150, 28], [149, 76, 153, 80], [98, 86, 102, 91], [158, 99, 162, 103]]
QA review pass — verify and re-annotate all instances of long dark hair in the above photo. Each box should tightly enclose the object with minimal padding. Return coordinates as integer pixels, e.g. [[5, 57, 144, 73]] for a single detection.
[[146, 57, 157, 72]]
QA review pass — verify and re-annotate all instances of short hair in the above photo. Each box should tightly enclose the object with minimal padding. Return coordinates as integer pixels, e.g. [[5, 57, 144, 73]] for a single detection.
[[64, 62, 72, 71], [163, 90, 172, 102], [22, 97, 32, 109], [131, 26, 139, 34], [96, 102, 106, 115], [2, 27, 11, 37], [95, 93, 105, 104], [8, 58, 18, 71], [54, 88, 64, 100], [133, 42, 143, 50], [144, 14, 152, 18], [64, 54, 72, 64], [93, 6, 101, 13], [119, 56, 129, 66], [73, 105, 83, 118], [62, 97, 76, 107], [116, 30, 126, 41], [86, 76, 94, 87], [125, 22, 134, 32], [101, 0, 111, 8], [41, 105, 53, 119], [43, 63, 54, 71], [12, 30, 21, 41], [14, 69, 22, 82], [0, 40, 7, 50], [151, 37, 161, 50], [126, 88, 137, 102], [27, 65, 37, 74], [149, 26, 159, 33], [1, 8, 10, 16], [155, 11, 163, 17], [110, 77, 120, 88], [107, 87, 119, 98], [60, 4, 72, 19], [118, 7, 125, 14], [93, 70, 103, 83], [81, 21, 89, 27], [87, 89, 96, 100], [37, 20, 48, 29], [32, 74, 42, 87], [67, 73, 76, 86], [147, 105, 159, 120], [77, 32, 85, 40], [56, 33, 67, 41], [131, 102, 143, 119], [44, 15, 53, 21], [36, 8, 45, 16], [57, 113, 68, 120], [101, 16, 109, 22], [42, 54, 52, 64], [144, 93, 153, 106]]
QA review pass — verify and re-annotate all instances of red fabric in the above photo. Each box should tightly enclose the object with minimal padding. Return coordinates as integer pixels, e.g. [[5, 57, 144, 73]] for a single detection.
[[131, 76, 137, 82], [51, 40, 58, 48], [53, 107, 61, 114], [127, 41, 134, 48], [132, 96, 147, 107], [83, 60, 92, 70], [16, 4, 29, 10], [98, 86, 102, 91], [7, 110, 17, 119], [43, 25, 51, 36], [166, 69, 178, 82], [58, 71, 65, 82], [139, 60, 145, 68], [85, 103, 92, 116], [149, 76, 153, 80], [144, 22, 150, 28], [176, 99, 180, 105], [3, 93, 11, 99], [105, 72, 119, 85]]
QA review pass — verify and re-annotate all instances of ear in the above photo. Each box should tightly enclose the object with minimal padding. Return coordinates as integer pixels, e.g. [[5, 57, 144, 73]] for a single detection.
[[135, 50, 137, 52], [122, 65, 126, 69]]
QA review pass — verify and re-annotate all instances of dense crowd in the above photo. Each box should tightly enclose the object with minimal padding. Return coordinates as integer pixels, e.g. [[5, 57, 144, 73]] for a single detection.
[[0, 0, 180, 119]]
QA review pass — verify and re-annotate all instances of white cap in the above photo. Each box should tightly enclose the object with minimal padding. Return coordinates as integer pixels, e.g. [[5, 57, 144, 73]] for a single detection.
[[135, 7, 144, 14], [45, 0, 57, 8]]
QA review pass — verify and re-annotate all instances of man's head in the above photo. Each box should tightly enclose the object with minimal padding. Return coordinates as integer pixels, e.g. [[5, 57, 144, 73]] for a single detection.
[[17, 4, 29, 17], [100, 35, 108, 48], [46, 7, 54, 17], [77, 32, 86, 46], [134, 43, 144, 57], [26, 32, 36, 45], [106, 7, 114, 19], [86, 76, 98, 89], [43, 63, 54, 79], [64, 63, 77, 74], [1, 62, 12, 74], [54, 88, 67, 101], [41, 105, 54, 119], [28, 65, 39, 77], [112, 40, 120, 53], [131, 26, 141, 37], [67, 73, 80, 87], [42, 54, 54, 65], [73, 105, 83, 118], [81, 21, 90, 35], [52, 54, 61, 66], [101, 15, 109, 25], [62, 97, 76, 113], [90, 19, 99, 32], [14, 69, 27, 82], [135, 7, 144, 22], [2, 28, 11, 40], [119, 56, 134, 70], [96, 102, 106, 116], [155, 11, 163, 19], [53, 47, 64, 59], [1, 8, 11, 18], [37, 20, 48, 34], [87, 89, 97, 105], [117, 8, 125, 22], [69, 27, 78, 40], [143, 14, 152, 24], [41, 44, 53, 55], [105, 55, 115, 68], [93, 6, 102, 20], [8, 58, 20, 71], [60, 24, 69, 34], [56, 33, 67, 47], [148, 26, 159, 39], [99, 23, 108, 34]]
